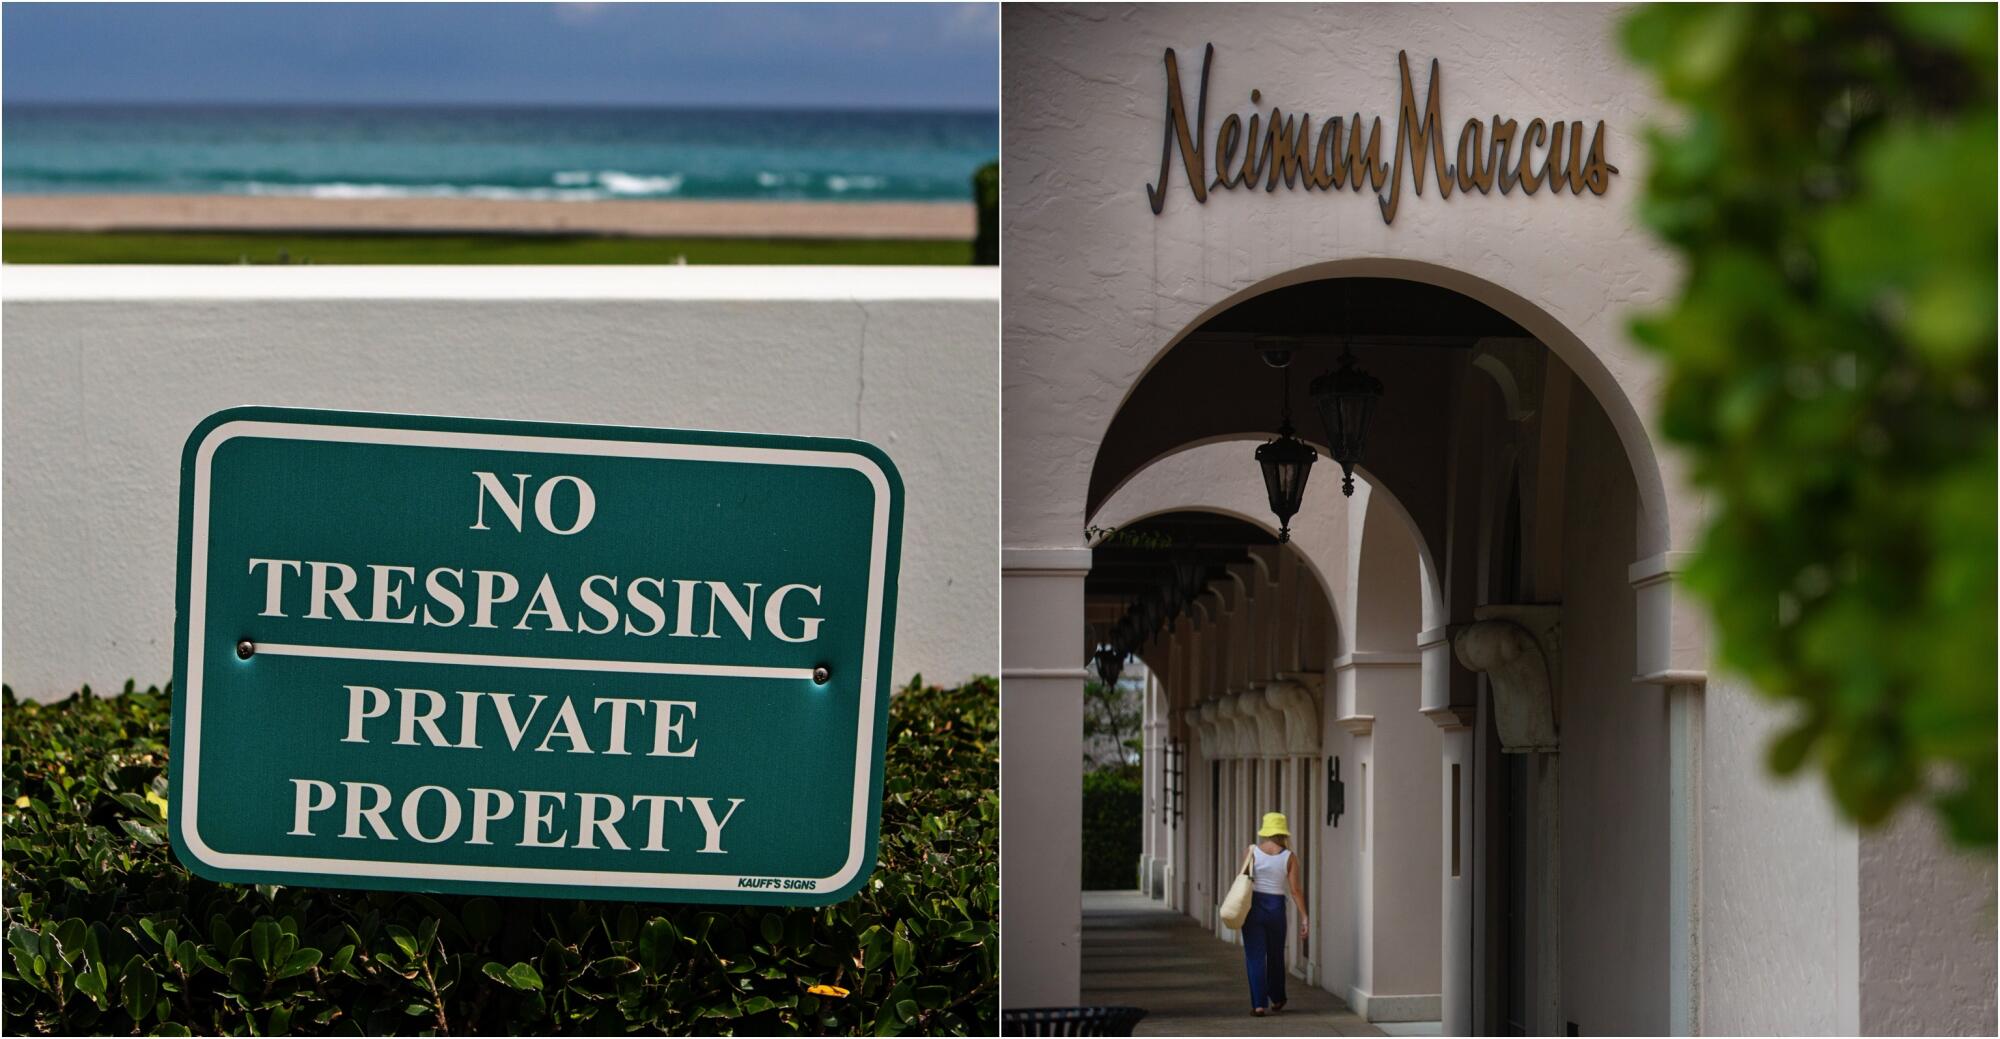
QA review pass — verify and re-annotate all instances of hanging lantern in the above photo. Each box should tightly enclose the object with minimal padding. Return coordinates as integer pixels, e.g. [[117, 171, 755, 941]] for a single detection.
[[1309, 345, 1385, 497], [1092, 645, 1126, 689], [1255, 421, 1316, 543], [1253, 340, 1316, 541]]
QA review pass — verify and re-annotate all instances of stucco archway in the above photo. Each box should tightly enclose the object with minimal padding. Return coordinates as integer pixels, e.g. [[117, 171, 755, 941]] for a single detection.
[[1065, 266, 1694, 1032], [1088, 261, 1676, 561]]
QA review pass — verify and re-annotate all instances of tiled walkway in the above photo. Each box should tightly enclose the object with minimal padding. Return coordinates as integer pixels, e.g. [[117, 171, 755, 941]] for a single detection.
[[1080, 890, 1383, 1037]]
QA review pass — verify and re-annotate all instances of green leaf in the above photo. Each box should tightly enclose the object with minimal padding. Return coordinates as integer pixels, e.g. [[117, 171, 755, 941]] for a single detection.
[[636, 919, 675, 974], [119, 956, 159, 1022], [272, 947, 321, 980], [250, 921, 274, 971], [505, 961, 544, 991]]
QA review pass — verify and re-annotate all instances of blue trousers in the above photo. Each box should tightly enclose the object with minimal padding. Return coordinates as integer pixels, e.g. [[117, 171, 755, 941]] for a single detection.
[[1242, 892, 1289, 1009]]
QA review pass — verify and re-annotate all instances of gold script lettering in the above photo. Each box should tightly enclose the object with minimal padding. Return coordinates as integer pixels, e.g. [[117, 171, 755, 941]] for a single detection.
[[1147, 45, 1212, 214], [1147, 46, 1616, 223]]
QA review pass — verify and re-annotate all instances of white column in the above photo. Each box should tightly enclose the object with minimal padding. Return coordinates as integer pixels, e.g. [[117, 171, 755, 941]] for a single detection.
[[1667, 679, 1705, 1035], [1301, 752, 1320, 985], [1141, 671, 1159, 895], [1632, 554, 1709, 1036], [1158, 679, 1170, 893], [1000, 549, 1089, 1007], [1352, 725, 1376, 1009], [1438, 722, 1473, 1034], [1421, 622, 1476, 1037]]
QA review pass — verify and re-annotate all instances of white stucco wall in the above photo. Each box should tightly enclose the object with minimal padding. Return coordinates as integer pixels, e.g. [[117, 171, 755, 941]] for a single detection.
[[1002, 1, 1691, 558], [1700, 675, 1853, 1034], [1860, 808, 1998, 1036], [2, 266, 998, 698]]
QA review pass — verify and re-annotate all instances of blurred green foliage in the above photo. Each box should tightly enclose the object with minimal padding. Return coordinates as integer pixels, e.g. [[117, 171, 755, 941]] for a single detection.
[[2, 677, 995, 1035], [1623, 4, 1995, 845], [1081, 771, 1141, 892]]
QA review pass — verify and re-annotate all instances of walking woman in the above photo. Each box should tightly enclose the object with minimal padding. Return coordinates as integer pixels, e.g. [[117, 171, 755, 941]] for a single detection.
[[1240, 812, 1308, 1016]]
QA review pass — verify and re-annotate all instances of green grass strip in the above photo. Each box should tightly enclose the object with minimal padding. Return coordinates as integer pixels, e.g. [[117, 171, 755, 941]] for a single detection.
[[2, 231, 976, 265]]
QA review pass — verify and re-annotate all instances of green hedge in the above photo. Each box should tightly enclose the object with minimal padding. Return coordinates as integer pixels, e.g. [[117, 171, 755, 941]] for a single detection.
[[1079, 770, 1140, 892], [972, 162, 998, 266], [1, 676, 995, 1036]]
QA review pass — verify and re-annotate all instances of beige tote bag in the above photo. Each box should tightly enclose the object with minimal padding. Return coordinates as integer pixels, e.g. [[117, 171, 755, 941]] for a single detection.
[[1219, 849, 1255, 929]]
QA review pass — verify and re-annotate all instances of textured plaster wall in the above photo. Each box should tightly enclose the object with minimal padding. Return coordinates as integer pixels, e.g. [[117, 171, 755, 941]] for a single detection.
[[2, 270, 998, 698], [1700, 676, 1849, 1034], [1002, 2, 1690, 558], [1859, 808, 1998, 1036]]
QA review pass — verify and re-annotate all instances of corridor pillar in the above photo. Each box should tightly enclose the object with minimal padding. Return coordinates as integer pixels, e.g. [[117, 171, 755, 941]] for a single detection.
[[1633, 553, 1710, 1035], [1001, 549, 1090, 1007], [1420, 623, 1476, 1036]]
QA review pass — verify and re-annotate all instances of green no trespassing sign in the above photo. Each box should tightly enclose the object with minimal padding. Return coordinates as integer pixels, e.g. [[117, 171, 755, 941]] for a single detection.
[[170, 408, 903, 905]]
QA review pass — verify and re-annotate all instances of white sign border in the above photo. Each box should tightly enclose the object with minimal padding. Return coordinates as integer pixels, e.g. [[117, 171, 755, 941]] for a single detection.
[[180, 419, 891, 895]]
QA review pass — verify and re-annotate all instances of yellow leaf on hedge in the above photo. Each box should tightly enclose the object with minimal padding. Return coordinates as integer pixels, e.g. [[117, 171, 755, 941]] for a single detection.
[[146, 791, 170, 819], [13, 795, 25, 808], [807, 984, 850, 998]]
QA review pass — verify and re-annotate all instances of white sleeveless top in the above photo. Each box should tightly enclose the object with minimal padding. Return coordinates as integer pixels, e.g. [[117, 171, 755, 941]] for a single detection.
[[1250, 845, 1290, 895]]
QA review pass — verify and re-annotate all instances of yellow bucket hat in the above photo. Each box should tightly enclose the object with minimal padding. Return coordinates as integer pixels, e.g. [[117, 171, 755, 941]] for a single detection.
[[1258, 812, 1290, 838]]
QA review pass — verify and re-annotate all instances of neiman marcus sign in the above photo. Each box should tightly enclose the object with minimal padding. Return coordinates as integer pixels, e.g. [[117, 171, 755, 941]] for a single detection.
[[1147, 45, 1619, 224]]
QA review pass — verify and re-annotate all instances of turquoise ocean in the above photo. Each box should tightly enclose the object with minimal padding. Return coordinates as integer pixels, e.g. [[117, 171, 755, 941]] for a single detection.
[[1, 104, 996, 203]]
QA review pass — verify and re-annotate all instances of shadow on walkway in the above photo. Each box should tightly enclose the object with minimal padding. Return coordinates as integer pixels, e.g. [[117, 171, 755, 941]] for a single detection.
[[1081, 890, 1382, 1037]]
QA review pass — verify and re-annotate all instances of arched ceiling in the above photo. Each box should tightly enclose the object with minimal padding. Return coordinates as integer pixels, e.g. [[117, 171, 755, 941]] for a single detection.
[[1085, 510, 1275, 604]]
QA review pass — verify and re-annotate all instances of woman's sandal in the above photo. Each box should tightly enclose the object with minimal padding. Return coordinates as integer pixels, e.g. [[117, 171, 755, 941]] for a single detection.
[[1252, 1008, 1267, 1017], [1270, 1001, 1287, 1013]]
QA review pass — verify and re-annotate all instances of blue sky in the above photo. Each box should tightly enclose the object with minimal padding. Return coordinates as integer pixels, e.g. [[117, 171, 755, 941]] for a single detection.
[[2, 3, 998, 110]]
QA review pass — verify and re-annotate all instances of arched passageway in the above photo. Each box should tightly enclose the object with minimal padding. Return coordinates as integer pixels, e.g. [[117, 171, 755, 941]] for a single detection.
[[1013, 270, 1703, 1035]]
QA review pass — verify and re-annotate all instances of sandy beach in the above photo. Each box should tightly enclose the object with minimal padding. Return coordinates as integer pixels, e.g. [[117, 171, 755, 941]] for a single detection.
[[2, 194, 977, 240]]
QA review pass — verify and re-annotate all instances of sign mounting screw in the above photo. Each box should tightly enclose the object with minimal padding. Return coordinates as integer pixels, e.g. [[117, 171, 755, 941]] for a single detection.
[[236, 639, 255, 660], [813, 665, 831, 685]]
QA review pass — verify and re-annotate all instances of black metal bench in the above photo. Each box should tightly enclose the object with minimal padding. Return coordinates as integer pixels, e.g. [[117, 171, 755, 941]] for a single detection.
[[1001, 1005, 1149, 1036]]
